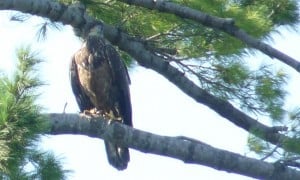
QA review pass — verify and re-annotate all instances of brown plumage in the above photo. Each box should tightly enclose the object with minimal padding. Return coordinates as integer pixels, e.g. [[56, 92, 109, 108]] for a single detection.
[[70, 28, 132, 170]]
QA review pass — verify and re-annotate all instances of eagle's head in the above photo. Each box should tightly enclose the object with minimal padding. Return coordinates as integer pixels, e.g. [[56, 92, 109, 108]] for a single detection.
[[85, 25, 105, 53], [86, 35, 105, 53], [81, 25, 106, 70]]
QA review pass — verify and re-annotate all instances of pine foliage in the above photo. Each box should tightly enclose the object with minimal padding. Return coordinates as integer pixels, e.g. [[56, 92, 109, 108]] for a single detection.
[[0, 47, 69, 179]]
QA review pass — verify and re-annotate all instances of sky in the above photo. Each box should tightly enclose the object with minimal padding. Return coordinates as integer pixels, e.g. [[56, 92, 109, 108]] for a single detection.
[[0, 10, 300, 180]]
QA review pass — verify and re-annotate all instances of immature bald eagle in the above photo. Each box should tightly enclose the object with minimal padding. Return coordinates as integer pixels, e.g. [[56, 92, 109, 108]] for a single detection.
[[70, 27, 132, 170]]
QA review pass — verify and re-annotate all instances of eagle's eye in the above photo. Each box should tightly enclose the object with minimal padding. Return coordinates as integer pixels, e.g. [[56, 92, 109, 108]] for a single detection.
[[81, 62, 89, 69]]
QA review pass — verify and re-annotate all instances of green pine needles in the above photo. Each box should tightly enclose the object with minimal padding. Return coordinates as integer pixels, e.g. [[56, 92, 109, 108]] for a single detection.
[[0, 47, 69, 179]]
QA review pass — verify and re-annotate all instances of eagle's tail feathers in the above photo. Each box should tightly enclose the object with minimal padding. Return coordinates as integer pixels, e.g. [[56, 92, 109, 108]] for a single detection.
[[104, 141, 130, 170]]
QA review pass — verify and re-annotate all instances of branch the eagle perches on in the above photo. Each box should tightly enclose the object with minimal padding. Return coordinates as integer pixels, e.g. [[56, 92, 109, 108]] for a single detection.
[[48, 113, 300, 179]]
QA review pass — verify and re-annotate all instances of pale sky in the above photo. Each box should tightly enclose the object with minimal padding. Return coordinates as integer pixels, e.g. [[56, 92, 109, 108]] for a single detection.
[[1, 10, 300, 180]]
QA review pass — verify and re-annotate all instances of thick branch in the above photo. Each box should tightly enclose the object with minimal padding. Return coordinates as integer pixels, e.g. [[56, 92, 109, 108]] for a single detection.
[[103, 24, 299, 153], [118, 0, 300, 72], [48, 113, 300, 180], [1, 0, 299, 154]]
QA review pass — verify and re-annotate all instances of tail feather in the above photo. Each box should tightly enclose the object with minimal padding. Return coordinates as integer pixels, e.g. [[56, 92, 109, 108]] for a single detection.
[[104, 141, 130, 170]]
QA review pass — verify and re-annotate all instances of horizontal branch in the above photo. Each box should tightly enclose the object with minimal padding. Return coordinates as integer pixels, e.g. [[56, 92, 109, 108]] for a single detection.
[[1, 0, 300, 154], [48, 113, 300, 180], [118, 0, 300, 72]]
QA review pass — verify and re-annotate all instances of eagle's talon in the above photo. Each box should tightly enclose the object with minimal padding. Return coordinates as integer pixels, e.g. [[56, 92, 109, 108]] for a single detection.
[[80, 108, 103, 118]]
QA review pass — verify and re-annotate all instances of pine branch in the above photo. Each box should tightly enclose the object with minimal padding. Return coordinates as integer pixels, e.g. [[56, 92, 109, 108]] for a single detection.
[[103, 24, 300, 153], [1, 0, 300, 155], [118, 0, 300, 72], [48, 113, 300, 180], [0, 46, 67, 178]]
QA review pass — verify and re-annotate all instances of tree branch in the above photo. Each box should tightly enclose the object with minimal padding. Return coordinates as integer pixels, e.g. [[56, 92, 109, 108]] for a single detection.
[[118, 0, 300, 72], [1, 0, 300, 154], [103, 24, 300, 154], [48, 113, 300, 180]]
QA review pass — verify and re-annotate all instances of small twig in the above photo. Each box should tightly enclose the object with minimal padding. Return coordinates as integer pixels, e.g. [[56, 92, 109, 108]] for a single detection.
[[62, 102, 67, 114], [260, 145, 279, 161]]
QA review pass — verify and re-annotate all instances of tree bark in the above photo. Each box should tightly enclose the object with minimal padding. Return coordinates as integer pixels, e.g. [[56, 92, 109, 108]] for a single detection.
[[48, 113, 300, 180]]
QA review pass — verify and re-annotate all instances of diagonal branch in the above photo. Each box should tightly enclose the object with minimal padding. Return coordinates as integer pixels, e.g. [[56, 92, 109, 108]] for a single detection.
[[118, 0, 300, 72], [48, 113, 300, 180], [103, 24, 300, 153], [1, 0, 300, 155]]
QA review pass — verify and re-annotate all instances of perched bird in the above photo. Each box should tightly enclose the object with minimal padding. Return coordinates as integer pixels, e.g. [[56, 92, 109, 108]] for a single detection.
[[70, 27, 132, 170]]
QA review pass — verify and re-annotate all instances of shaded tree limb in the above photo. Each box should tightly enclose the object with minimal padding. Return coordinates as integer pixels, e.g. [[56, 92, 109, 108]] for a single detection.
[[103, 25, 300, 156], [48, 113, 300, 180], [1, 0, 300, 154], [118, 0, 300, 72]]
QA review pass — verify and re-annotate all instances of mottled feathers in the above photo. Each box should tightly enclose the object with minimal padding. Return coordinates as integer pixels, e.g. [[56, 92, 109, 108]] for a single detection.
[[70, 32, 132, 170]]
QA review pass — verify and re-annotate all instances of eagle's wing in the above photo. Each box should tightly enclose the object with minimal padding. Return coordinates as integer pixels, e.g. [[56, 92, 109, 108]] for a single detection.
[[104, 44, 132, 127], [102, 44, 132, 170], [70, 53, 94, 112]]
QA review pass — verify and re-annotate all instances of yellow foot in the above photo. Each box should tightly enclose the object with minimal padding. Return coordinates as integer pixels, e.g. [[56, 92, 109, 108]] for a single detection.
[[80, 108, 102, 118], [80, 109, 122, 122], [103, 110, 122, 122]]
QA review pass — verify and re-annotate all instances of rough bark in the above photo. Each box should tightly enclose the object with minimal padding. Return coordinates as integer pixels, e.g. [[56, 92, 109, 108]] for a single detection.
[[48, 113, 300, 180], [118, 0, 300, 72], [1, 0, 300, 154]]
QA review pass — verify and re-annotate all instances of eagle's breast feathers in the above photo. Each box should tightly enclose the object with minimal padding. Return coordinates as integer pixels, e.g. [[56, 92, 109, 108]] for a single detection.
[[74, 44, 115, 112]]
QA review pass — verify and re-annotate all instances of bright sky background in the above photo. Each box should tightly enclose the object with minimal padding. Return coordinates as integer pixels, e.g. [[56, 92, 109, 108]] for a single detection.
[[1, 10, 300, 180]]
